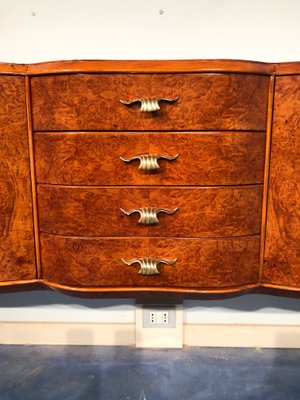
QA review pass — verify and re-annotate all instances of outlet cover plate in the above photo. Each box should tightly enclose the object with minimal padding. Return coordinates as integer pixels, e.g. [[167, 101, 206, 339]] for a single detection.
[[136, 300, 183, 348], [143, 305, 176, 328]]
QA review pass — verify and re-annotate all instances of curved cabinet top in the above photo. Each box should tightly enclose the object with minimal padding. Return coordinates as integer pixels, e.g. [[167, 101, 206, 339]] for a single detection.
[[0, 63, 27, 75], [275, 62, 300, 75], [0, 59, 276, 75], [1, 60, 300, 76]]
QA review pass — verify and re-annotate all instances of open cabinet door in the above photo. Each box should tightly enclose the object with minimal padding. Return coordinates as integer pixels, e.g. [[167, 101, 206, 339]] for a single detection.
[[0, 75, 36, 282], [264, 73, 300, 290]]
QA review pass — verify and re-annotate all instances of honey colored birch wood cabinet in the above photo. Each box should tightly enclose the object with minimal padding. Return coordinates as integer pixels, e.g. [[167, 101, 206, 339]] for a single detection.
[[0, 60, 299, 298]]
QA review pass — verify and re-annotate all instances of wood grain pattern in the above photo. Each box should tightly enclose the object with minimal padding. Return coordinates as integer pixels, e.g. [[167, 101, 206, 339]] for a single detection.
[[40, 234, 260, 288], [264, 75, 300, 286], [27, 59, 274, 75], [37, 185, 263, 237], [34, 131, 266, 186], [31, 73, 269, 131], [0, 76, 36, 281]]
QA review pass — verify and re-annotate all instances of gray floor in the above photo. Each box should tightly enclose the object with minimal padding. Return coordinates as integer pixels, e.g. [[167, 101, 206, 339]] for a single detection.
[[0, 345, 299, 400]]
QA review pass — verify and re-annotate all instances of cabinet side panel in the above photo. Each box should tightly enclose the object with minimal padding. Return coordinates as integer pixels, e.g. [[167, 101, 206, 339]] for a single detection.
[[264, 75, 300, 287], [0, 76, 36, 281]]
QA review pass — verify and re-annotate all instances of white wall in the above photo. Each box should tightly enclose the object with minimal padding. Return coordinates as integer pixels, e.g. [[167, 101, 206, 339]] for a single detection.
[[1, 0, 300, 326], [1, 0, 300, 63]]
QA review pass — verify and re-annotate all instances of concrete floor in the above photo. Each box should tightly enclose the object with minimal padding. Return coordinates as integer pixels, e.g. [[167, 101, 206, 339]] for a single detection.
[[0, 345, 299, 400]]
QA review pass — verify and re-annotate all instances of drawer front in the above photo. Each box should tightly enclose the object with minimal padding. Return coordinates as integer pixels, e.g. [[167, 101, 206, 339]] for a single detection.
[[40, 234, 260, 288], [37, 185, 262, 237], [35, 131, 265, 186], [31, 73, 269, 131]]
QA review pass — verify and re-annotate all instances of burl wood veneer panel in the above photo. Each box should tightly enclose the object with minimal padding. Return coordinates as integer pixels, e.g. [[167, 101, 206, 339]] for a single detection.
[[34, 131, 265, 186], [38, 185, 263, 237], [31, 74, 269, 131], [264, 75, 300, 287], [0, 76, 36, 281], [41, 234, 260, 288]]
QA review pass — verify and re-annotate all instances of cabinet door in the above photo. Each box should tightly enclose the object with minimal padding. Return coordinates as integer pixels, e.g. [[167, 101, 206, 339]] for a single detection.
[[264, 75, 300, 287], [0, 76, 36, 282]]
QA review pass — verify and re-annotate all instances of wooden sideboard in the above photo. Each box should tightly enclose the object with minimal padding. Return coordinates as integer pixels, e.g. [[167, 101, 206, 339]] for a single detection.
[[1, 60, 300, 298]]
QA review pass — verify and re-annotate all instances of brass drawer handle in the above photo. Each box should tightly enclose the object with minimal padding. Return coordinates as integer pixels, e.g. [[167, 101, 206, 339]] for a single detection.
[[120, 154, 179, 171], [120, 207, 178, 225], [121, 257, 177, 275], [120, 97, 179, 112]]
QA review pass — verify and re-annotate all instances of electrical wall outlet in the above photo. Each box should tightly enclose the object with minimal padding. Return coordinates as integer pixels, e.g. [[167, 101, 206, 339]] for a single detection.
[[136, 300, 183, 348], [143, 305, 176, 328]]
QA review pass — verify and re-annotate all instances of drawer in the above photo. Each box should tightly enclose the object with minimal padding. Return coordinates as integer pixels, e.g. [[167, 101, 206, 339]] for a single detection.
[[31, 73, 269, 131], [37, 185, 263, 237], [34, 131, 265, 186], [40, 234, 260, 288]]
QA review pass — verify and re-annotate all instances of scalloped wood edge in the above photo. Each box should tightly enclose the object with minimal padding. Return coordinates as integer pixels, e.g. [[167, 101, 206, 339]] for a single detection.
[[1, 279, 300, 298]]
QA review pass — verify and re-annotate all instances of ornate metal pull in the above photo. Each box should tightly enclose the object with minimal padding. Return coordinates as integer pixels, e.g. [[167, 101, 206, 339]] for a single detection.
[[121, 257, 177, 275], [120, 207, 178, 225], [120, 154, 179, 171], [120, 97, 179, 112]]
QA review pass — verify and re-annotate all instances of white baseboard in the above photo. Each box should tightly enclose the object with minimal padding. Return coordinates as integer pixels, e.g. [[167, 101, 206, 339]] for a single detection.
[[184, 324, 300, 348], [0, 323, 300, 348], [0, 323, 135, 346]]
